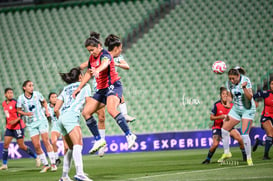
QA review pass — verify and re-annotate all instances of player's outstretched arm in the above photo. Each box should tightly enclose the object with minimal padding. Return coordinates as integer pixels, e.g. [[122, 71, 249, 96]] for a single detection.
[[116, 59, 130, 70], [72, 70, 92, 98], [80, 61, 88, 70], [54, 99, 63, 119]]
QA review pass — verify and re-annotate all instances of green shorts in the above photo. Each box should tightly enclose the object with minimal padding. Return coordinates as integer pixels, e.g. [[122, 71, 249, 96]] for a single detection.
[[58, 111, 80, 136], [27, 120, 49, 137], [228, 105, 256, 121], [51, 121, 61, 134]]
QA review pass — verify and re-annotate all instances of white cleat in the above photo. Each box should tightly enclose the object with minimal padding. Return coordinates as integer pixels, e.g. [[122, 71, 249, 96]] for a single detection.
[[0, 164, 8, 170], [74, 174, 93, 181], [124, 114, 136, 123], [59, 176, 73, 181], [98, 144, 107, 157], [51, 164, 57, 171], [126, 133, 137, 149], [89, 139, 106, 154]]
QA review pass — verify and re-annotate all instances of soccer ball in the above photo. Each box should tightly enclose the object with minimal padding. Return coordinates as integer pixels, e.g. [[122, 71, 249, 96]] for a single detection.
[[212, 61, 226, 74]]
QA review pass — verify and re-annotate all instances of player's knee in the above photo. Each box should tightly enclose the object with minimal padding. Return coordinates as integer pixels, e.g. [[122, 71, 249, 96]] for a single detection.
[[82, 109, 91, 119]]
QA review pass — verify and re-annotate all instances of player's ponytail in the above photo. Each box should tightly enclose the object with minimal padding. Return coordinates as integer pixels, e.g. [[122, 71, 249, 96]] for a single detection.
[[85, 31, 101, 47], [59, 67, 82, 84], [104, 34, 121, 51]]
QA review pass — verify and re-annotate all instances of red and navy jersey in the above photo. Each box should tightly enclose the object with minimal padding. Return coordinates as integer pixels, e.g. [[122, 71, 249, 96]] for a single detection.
[[88, 49, 120, 89], [211, 100, 233, 129], [2, 99, 25, 130], [254, 90, 273, 117]]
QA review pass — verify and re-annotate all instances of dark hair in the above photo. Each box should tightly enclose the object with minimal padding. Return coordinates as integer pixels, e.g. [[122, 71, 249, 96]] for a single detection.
[[234, 66, 246, 75], [228, 68, 240, 76], [59, 67, 82, 84], [104, 34, 121, 51], [22, 80, 32, 92], [220, 87, 227, 95], [48, 92, 57, 100], [4, 88, 13, 94], [85, 32, 101, 47]]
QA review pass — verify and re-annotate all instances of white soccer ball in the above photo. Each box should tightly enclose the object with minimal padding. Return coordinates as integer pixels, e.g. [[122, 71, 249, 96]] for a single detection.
[[212, 61, 227, 74]]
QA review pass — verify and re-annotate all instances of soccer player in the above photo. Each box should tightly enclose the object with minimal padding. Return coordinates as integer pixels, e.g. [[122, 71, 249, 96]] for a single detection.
[[73, 32, 136, 154], [220, 68, 256, 166], [17, 80, 57, 172], [55, 67, 93, 181], [202, 87, 246, 164], [47, 92, 67, 166], [252, 79, 273, 160], [0, 88, 40, 170]]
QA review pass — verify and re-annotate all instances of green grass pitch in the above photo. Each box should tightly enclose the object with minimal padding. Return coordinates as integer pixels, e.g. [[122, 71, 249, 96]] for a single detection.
[[0, 147, 272, 181]]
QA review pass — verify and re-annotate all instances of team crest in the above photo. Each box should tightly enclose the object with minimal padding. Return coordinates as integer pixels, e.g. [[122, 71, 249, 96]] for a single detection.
[[9, 106, 12, 110]]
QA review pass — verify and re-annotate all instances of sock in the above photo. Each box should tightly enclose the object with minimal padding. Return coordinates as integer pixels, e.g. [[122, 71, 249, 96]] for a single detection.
[[257, 139, 264, 146], [62, 149, 72, 178], [115, 113, 130, 136], [241, 148, 246, 160], [119, 103, 128, 115], [86, 116, 101, 140], [38, 153, 49, 166], [47, 151, 56, 165], [242, 134, 251, 159], [73, 145, 84, 176], [221, 128, 230, 154], [2, 148, 8, 165], [55, 152, 59, 160], [25, 146, 37, 159], [99, 129, 106, 140], [207, 150, 215, 160], [264, 136, 273, 157]]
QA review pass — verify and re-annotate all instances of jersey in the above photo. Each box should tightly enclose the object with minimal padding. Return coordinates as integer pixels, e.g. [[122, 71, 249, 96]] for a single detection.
[[2, 99, 25, 130], [58, 82, 91, 115], [254, 90, 273, 117], [211, 100, 233, 129], [17, 91, 47, 126], [226, 74, 254, 109], [47, 103, 58, 123], [88, 49, 120, 89]]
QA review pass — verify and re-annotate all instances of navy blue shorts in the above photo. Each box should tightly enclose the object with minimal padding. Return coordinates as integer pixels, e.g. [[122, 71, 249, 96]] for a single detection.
[[5, 128, 24, 139], [93, 80, 123, 105], [260, 115, 273, 129], [212, 129, 221, 137]]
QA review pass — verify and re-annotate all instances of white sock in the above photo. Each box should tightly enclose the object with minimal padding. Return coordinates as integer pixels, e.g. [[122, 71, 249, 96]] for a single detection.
[[73, 145, 84, 176], [47, 151, 56, 165], [221, 128, 230, 154], [119, 103, 128, 115], [242, 134, 251, 159], [38, 153, 48, 166], [55, 152, 59, 160], [62, 149, 72, 177], [99, 129, 106, 140]]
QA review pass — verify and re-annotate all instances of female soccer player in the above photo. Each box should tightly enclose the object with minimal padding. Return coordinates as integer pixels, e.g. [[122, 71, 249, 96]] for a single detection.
[[0, 88, 40, 170], [17, 80, 57, 172], [220, 68, 256, 166], [73, 32, 136, 154], [202, 87, 246, 164], [54, 67, 92, 181], [252, 79, 273, 160]]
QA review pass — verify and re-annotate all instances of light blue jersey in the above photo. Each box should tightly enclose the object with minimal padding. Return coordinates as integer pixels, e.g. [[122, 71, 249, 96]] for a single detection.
[[17, 91, 47, 126], [58, 82, 92, 115], [226, 74, 255, 109], [48, 103, 58, 123]]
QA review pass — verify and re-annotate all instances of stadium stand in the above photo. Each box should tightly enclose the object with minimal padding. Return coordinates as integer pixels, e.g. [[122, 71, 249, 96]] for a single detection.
[[0, 0, 272, 139]]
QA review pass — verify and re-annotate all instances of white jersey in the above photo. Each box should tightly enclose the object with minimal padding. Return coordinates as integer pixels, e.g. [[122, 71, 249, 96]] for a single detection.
[[58, 82, 91, 115], [226, 74, 255, 109], [48, 103, 58, 123], [17, 91, 47, 125]]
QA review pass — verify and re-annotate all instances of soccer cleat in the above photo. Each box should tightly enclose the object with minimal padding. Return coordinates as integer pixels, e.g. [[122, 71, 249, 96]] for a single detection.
[[51, 164, 57, 171], [126, 133, 137, 149], [98, 144, 107, 157], [124, 114, 136, 123], [35, 157, 41, 167], [89, 139, 106, 154], [56, 158, 62, 166], [247, 158, 254, 166], [252, 138, 259, 152], [40, 165, 51, 173], [263, 155, 271, 160], [202, 159, 210, 164], [59, 176, 73, 181], [74, 174, 93, 181], [0, 164, 8, 170], [217, 152, 232, 163]]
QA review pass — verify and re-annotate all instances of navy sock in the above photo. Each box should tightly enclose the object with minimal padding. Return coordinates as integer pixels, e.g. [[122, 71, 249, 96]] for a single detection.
[[115, 113, 130, 136], [258, 139, 264, 146], [241, 148, 247, 160], [86, 116, 101, 140], [26, 146, 37, 159], [207, 150, 215, 160], [264, 136, 273, 157], [2, 148, 8, 165]]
